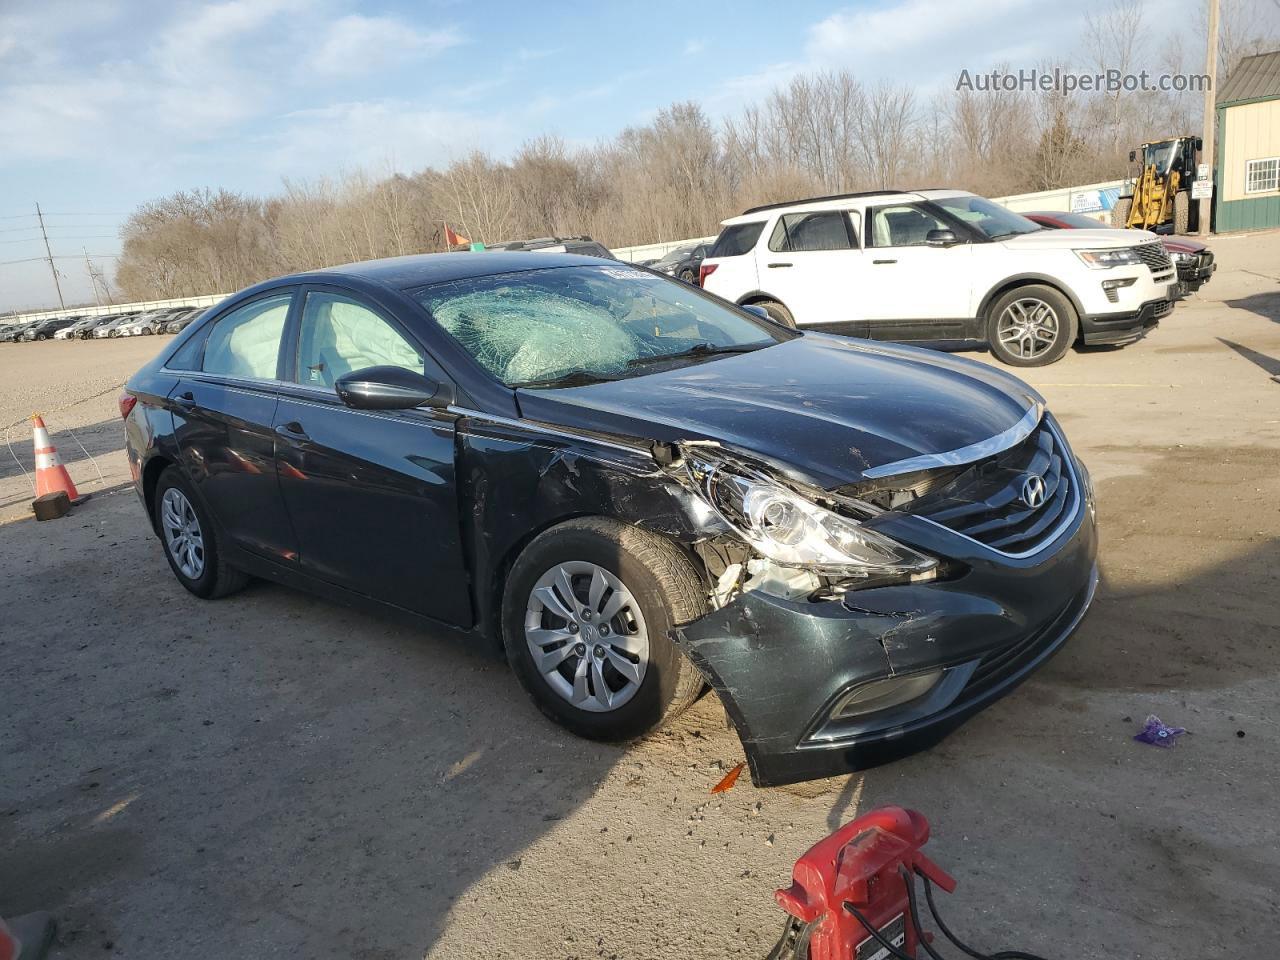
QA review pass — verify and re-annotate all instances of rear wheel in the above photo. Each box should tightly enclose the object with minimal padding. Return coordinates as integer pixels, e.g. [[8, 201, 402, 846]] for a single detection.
[[678, 268, 696, 284], [1110, 198, 1132, 229], [1173, 191, 1190, 234], [986, 285, 1078, 367], [756, 299, 796, 328], [502, 517, 705, 741], [154, 466, 249, 600]]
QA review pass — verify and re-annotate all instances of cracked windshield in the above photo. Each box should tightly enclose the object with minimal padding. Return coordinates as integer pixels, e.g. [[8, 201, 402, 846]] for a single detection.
[[415, 265, 783, 387]]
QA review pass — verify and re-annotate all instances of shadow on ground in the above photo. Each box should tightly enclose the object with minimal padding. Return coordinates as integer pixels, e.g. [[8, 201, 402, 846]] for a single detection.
[[1225, 291, 1280, 324]]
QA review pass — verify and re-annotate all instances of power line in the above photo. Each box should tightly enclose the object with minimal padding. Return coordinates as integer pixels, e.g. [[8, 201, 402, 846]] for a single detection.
[[36, 203, 66, 310], [0, 254, 121, 266], [0, 235, 117, 245]]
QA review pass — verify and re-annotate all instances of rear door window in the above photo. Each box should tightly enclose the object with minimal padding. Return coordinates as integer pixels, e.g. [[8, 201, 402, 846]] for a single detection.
[[768, 211, 857, 252], [709, 222, 765, 257], [202, 293, 292, 380]]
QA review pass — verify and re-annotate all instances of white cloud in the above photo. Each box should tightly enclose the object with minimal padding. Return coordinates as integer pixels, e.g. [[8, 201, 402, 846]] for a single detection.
[[267, 99, 511, 174], [808, 0, 1037, 59], [301, 14, 463, 77], [683, 39, 705, 56]]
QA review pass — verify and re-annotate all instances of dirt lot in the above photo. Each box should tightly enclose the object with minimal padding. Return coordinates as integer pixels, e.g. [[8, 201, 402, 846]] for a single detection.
[[3, 237, 1279, 959]]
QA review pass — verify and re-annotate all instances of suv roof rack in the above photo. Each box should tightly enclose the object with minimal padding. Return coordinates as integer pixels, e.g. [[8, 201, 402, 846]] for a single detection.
[[740, 190, 908, 215]]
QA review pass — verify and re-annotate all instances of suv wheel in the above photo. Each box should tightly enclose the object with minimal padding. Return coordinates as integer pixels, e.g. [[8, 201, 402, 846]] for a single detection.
[[678, 268, 696, 284], [756, 300, 796, 328], [154, 466, 249, 599], [986, 285, 1077, 367], [502, 517, 705, 741]]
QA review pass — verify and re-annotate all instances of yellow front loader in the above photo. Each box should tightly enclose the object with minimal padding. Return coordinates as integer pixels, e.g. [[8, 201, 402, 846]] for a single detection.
[[1111, 136, 1203, 234]]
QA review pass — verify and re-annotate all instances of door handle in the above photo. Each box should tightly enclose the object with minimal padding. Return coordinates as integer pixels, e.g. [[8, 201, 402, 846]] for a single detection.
[[276, 421, 309, 440], [767, 262, 793, 268], [173, 391, 195, 409], [872, 259, 897, 265]]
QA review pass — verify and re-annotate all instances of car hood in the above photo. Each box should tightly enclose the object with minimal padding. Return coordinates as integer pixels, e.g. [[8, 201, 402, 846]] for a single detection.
[[514, 334, 1041, 489], [1001, 227, 1156, 251], [1163, 236, 1208, 253]]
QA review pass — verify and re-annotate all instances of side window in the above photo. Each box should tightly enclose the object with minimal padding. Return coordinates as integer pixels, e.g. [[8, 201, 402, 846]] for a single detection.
[[202, 294, 291, 380], [709, 221, 765, 257], [768, 211, 855, 252], [296, 292, 425, 389], [867, 204, 951, 248]]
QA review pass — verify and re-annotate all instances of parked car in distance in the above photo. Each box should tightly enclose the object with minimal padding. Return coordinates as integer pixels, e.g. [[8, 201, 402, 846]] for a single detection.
[[700, 189, 1176, 366], [1022, 210, 1216, 299], [117, 313, 163, 337], [165, 308, 205, 334], [651, 243, 709, 284], [0, 321, 39, 343], [23, 316, 78, 341], [483, 235, 617, 259], [54, 316, 90, 339], [123, 251, 1098, 787], [94, 313, 138, 338]]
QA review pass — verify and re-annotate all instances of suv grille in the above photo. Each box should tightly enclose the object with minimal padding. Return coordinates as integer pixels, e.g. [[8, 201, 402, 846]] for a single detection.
[[1135, 242, 1174, 281], [911, 420, 1077, 555]]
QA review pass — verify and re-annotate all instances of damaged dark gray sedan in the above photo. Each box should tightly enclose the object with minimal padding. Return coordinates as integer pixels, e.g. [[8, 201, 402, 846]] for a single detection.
[[122, 252, 1098, 786]]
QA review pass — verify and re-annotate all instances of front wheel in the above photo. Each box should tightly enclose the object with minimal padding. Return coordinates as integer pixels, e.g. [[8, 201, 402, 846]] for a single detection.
[[679, 268, 696, 284], [986, 285, 1078, 367], [502, 517, 706, 741]]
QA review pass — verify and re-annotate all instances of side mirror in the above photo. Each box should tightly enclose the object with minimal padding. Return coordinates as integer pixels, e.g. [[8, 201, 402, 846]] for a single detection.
[[335, 365, 453, 410], [742, 304, 771, 321], [1194, 137, 1203, 151], [1128, 150, 1137, 163], [925, 229, 959, 247]]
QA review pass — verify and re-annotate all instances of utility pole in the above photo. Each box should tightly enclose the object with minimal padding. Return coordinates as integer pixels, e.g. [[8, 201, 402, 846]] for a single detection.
[[1197, 0, 1220, 235], [83, 248, 102, 307], [35, 202, 66, 310]]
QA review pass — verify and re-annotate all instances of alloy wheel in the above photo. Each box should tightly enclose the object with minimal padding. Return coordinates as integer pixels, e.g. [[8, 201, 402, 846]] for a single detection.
[[524, 561, 649, 712], [160, 487, 206, 580], [996, 298, 1059, 360]]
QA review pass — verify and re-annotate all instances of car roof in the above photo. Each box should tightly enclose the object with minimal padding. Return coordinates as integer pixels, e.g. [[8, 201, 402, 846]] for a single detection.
[[303, 251, 612, 290], [721, 189, 975, 225]]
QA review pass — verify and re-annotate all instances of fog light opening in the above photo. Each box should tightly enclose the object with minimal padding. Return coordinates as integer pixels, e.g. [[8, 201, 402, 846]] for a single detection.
[[829, 669, 944, 721]]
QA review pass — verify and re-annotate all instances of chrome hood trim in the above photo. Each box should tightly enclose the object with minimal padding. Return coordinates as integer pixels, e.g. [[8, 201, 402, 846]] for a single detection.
[[861, 401, 1045, 480]]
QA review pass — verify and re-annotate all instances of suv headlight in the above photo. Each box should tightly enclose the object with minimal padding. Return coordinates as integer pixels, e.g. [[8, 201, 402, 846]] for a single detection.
[[1076, 248, 1142, 269], [689, 458, 937, 577]]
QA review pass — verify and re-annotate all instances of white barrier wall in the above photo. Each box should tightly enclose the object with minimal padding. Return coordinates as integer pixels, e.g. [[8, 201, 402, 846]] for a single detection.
[[3, 293, 227, 328], [614, 236, 717, 264]]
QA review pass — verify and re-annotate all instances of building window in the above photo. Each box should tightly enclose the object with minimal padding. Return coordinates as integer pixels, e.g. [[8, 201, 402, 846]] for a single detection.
[[1245, 157, 1279, 194]]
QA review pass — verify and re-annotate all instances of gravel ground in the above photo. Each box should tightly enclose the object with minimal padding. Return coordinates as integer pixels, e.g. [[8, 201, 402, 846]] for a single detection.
[[2, 235, 1279, 959]]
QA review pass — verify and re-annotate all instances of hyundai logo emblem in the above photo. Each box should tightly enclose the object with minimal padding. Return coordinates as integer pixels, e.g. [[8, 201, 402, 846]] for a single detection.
[[1020, 474, 1047, 509]]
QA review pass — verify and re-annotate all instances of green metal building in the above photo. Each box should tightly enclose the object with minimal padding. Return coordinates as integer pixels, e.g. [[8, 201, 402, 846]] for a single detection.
[[1215, 50, 1280, 232]]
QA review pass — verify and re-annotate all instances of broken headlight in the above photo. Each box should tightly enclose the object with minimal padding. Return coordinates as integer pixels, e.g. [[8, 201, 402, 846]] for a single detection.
[[689, 457, 937, 578]]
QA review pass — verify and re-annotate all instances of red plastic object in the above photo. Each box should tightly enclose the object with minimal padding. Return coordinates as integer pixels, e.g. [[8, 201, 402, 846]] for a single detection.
[[775, 806, 955, 960], [698, 262, 718, 286]]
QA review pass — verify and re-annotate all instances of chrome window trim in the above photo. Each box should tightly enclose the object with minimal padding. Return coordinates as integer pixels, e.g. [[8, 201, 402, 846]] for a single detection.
[[913, 417, 1083, 560], [862, 401, 1045, 480], [446, 405, 653, 460]]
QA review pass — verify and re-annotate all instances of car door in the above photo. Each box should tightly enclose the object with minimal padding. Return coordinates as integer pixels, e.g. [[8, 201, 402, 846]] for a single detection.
[[272, 286, 472, 627], [754, 210, 868, 335], [171, 290, 299, 563], [860, 203, 975, 341]]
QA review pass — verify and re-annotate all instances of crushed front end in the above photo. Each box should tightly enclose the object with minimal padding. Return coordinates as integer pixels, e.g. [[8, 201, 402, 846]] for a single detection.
[[669, 411, 1099, 787]]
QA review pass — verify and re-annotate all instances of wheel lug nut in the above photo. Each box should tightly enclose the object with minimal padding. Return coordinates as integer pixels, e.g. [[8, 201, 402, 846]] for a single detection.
[[598, 624, 610, 636], [593, 645, 605, 659], [567, 622, 579, 634], [574, 643, 586, 656], [581, 609, 592, 621]]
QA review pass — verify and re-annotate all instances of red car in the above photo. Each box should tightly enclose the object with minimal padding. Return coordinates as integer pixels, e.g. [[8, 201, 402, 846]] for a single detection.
[[1023, 211, 1216, 299]]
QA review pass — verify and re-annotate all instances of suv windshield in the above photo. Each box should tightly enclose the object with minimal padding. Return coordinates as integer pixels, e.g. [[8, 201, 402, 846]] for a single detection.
[[655, 245, 697, 266], [415, 264, 783, 388], [931, 195, 1042, 240]]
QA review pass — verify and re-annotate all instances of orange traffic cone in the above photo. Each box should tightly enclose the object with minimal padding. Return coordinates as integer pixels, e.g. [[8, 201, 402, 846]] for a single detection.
[[31, 414, 87, 504]]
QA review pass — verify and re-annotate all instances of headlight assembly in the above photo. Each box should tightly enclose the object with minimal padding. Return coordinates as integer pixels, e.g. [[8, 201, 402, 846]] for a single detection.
[[689, 457, 937, 578], [1076, 247, 1143, 269]]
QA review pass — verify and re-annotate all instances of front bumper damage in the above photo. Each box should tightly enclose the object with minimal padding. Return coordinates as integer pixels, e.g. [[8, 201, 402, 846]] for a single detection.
[[672, 499, 1098, 787]]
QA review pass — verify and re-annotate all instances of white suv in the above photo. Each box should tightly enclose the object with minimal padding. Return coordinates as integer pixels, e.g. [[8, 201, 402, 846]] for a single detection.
[[700, 189, 1176, 366]]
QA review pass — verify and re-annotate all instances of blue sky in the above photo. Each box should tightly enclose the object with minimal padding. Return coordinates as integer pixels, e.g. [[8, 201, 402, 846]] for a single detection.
[[0, 0, 1199, 311]]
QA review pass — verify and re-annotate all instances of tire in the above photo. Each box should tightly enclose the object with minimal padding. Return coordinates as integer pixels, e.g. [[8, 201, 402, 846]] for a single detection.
[[1173, 191, 1190, 235], [756, 299, 796, 328], [986, 284, 1078, 367], [1110, 198, 1132, 229], [153, 466, 249, 600], [679, 268, 696, 284], [36, 333, 46, 341], [502, 517, 706, 742]]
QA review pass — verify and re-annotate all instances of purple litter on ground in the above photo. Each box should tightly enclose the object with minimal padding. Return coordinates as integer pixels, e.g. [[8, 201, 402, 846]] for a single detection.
[[1133, 714, 1186, 747]]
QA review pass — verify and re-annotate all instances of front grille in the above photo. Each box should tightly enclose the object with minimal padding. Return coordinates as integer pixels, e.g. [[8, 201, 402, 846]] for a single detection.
[[911, 420, 1077, 555], [1134, 242, 1174, 281]]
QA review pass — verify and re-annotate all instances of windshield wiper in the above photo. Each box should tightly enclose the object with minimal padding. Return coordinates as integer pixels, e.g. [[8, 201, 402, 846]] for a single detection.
[[513, 368, 623, 389], [625, 341, 766, 369]]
